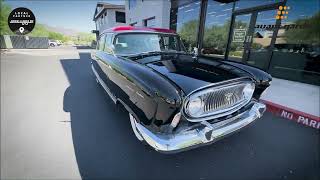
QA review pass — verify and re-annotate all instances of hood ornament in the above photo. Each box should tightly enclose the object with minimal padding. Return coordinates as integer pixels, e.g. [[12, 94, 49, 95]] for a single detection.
[[225, 92, 233, 102]]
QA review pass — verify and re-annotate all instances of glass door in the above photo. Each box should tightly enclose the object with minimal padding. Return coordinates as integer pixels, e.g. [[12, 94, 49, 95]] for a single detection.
[[228, 13, 253, 62], [227, 7, 280, 70], [247, 10, 278, 70]]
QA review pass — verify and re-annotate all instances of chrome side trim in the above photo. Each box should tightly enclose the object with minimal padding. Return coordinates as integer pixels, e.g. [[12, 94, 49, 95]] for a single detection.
[[92, 64, 117, 103], [129, 113, 144, 141], [136, 92, 144, 99], [132, 102, 266, 153]]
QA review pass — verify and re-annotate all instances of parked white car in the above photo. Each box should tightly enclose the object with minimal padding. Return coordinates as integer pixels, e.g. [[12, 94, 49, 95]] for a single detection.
[[49, 40, 62, 47]]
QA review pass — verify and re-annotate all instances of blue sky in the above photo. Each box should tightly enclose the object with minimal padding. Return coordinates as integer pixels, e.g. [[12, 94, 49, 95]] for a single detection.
[[5, 0, 124, 33]]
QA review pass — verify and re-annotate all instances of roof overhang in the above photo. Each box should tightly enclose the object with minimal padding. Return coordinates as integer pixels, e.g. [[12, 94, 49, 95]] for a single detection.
[[93, 2, 125, 21]]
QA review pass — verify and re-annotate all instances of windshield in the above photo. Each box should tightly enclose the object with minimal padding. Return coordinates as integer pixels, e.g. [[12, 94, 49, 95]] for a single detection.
[[113, 33, 185, 55]]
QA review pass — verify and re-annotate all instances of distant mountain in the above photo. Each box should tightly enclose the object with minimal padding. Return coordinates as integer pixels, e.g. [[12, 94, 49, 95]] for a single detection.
[[42, 24, 82, 36]]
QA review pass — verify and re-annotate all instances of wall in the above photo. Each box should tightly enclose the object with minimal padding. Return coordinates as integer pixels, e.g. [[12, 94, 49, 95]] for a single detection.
[[96, 8, 126, 33], [170, 0, 320, 86], [125, 0, 171, 28], [0, 35, 48, 49]]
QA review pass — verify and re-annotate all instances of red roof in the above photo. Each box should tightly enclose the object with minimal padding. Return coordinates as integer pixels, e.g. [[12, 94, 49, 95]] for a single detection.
[[106, 26, 176, 34]]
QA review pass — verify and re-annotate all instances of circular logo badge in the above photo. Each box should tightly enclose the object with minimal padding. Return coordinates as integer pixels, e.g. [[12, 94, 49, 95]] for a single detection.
[[8, 7, 36, 35]]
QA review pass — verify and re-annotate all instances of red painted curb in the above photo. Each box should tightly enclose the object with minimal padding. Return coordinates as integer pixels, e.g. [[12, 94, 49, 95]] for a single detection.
[[261, 99, 320, 129]]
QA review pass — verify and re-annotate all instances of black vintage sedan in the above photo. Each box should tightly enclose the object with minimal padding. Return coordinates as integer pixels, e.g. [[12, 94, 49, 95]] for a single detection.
[[91, 26, 271, 153]]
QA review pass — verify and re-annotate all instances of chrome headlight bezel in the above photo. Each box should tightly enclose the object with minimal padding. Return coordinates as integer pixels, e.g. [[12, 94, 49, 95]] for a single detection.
[[185, 97, 203, 117], [182, 78, 255, 122]]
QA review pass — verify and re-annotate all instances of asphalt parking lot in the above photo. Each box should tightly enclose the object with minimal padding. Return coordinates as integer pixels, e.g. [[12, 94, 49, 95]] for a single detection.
[[1, 47, 319, 180]]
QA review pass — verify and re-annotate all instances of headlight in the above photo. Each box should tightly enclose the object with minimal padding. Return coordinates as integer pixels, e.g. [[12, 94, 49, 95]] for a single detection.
[[186, 97, 203, 117], [243, 83, 255, 100]]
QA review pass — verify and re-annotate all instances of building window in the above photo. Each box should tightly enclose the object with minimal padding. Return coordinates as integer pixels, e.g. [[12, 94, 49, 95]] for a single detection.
[[129, 0, 137, 10], [99, 17, 103, 27], [144, 17, 156, 27], [268, 0, 320, 85], [115, 11, 126, 23], [104, 12, 107, 24], [96, 21, 99, 30], [202, 0, 234, 59], [172, 0, 201, 52], [101, 15, 104, 24]]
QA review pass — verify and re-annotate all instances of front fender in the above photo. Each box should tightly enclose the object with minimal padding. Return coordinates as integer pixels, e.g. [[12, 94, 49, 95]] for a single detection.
[[222, 60, 272, 86], [115, 57, 183, 127]]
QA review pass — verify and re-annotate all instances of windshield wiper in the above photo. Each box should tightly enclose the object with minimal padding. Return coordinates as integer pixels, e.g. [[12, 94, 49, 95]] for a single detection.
[[120, 50, 189, 60], [124, 51, 164, 59], [139, 51, 164, 55]]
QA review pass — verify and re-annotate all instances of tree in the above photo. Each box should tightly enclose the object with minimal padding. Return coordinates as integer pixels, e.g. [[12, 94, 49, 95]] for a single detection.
[[0, 0, 13, 35], [284, 12, 320, 45], [203, 22, 230, 50], [28, 24, 50, 37], [202, 20, 248, 53], [178, 20, 199, 52]]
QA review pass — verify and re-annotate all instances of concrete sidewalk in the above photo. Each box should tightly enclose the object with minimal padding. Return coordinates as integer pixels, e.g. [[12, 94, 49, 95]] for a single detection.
[[1, 48, 82, 179], [261, 78, 320, 129]]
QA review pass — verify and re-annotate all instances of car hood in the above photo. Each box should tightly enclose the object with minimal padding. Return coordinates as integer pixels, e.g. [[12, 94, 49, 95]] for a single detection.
[[138, 54, 250, 95]]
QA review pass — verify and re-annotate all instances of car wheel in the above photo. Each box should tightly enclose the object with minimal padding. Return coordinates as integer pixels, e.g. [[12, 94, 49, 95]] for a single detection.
[[50, 43, 55, 47]]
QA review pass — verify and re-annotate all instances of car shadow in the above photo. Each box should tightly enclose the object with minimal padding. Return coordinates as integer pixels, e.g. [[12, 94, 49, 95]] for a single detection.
[[60, 52, 318, 180]]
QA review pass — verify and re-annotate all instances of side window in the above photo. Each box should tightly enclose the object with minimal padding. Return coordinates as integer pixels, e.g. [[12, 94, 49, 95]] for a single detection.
[[98, 34, 106, 51], [104, 33, 114, 54]]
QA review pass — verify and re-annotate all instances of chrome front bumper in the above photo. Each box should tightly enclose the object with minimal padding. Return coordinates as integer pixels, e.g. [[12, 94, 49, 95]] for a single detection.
[[132, 102, 266, 153]]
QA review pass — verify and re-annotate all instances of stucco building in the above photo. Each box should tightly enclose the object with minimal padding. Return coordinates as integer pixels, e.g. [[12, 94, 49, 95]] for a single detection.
[[93, 2, 126, 34], [125, 0, 171, 28]]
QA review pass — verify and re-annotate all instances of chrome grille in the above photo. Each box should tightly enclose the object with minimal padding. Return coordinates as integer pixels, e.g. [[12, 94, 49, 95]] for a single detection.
[[183, 79, 255, 122], [203, 84, 245, 114]]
